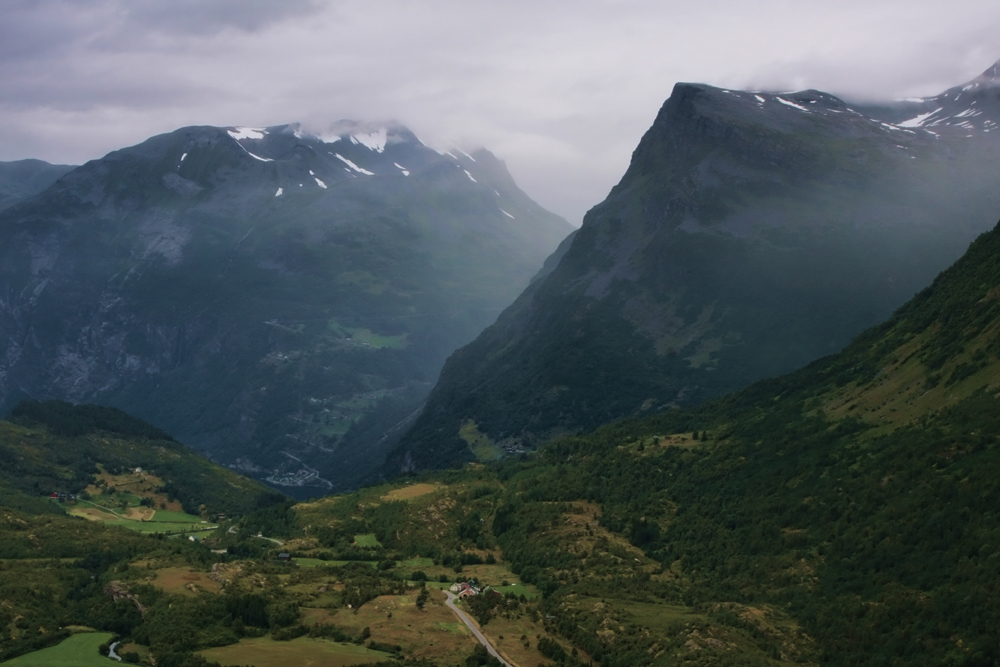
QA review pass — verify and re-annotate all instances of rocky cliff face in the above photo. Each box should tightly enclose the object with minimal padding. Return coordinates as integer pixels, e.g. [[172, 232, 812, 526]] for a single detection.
[[387, 60, 1000, 473], [0, 122, 572, 494]]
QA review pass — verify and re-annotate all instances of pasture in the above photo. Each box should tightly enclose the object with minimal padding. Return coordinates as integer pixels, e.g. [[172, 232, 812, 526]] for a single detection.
[[2, 632, 117, 667], [197, 636, 391, 667]]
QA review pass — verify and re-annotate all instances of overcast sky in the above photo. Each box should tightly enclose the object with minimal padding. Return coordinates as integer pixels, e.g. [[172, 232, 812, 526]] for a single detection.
[[2, 0, 999, 225]]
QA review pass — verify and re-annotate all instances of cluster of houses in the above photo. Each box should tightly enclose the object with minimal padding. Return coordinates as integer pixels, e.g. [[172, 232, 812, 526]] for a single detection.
[[449, 580, 482, 598], [48, 492, 78, 502]]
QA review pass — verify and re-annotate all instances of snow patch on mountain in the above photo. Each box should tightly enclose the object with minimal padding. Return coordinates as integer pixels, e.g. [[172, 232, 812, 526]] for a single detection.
[[899, 108, 943, 128], [235, 143, 272, 162], [228, 127, 267, 141], [464, 169, 477, 183], [776, 97, 810, 112], [335, 154, 374, 175]]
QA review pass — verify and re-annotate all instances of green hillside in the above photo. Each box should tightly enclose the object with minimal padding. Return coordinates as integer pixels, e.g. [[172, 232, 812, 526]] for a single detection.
[[0, 400, 285, 519]]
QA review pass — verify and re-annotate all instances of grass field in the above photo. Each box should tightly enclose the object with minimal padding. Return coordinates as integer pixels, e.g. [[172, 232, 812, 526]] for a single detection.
[[197, 636, 392, 667], [150, 566, 222, 596], [333, 593, 478, 665], [294, 558, 378, 568], [353, 533, 381, 548], [459, 421, 503, 462], [2, 632, 118, 667], [381, 484, 441, 501], [151, 510, 206, 523], [492, 583, 540, 600], [573, 597, 704, 633]]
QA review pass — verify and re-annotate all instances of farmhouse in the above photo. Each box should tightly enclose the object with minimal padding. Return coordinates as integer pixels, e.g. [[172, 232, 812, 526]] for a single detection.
[[449, 580, 481, 597]]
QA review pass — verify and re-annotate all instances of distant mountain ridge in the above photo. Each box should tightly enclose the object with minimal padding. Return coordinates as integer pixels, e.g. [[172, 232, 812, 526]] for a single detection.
[[387, 59, 1000, 473], [0, 159, 75, 212], [0, 120, 572, 494]]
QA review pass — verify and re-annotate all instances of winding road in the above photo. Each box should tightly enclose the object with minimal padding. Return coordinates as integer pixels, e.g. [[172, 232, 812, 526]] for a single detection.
[[443, 591, 513, 667]]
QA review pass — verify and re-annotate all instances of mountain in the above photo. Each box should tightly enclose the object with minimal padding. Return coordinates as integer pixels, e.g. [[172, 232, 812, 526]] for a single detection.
[[0, 159, 75, 212], [387, 59, 1000, 473], [0, 121, 572, 495]]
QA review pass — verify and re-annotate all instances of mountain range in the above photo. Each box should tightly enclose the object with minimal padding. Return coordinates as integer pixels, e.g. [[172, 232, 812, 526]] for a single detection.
[[0, 121, 571, 495], [387, 59, 1000, 474]]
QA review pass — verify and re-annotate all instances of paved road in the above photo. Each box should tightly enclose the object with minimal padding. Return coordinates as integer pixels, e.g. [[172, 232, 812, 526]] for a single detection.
[[443, 591, 513, 667]]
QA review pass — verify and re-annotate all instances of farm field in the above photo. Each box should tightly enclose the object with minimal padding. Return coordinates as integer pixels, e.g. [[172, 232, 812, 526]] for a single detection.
[[196, 636, 392, 667], [2, 632, 118, 667], [67, 501, 211, 534]]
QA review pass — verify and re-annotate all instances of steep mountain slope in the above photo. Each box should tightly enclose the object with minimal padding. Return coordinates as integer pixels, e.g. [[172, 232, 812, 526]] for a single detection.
[[0, 122, 572, 494], [0, 159, 74, 212], [388, 59, 1000, 472]]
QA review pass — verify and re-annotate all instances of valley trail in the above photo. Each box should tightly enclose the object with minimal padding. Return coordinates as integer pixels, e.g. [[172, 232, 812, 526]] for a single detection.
[[443, 591, 512, 666]]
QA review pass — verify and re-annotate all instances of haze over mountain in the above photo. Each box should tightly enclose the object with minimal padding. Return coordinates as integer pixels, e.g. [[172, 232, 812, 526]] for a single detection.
[[0, 159, 74, 212], [387, 59, 1000, 473], [0, 121, 571, 494]]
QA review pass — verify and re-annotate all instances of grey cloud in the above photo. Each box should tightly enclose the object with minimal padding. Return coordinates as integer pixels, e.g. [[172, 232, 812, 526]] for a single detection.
[[120, 0, 325, 36], [1, 0, 999, 226]]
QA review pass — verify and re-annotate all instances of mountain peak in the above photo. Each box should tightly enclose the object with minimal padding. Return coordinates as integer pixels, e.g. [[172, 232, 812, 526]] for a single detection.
[[979, 58, 1000, 82], [955, 57, 1000, 91]]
